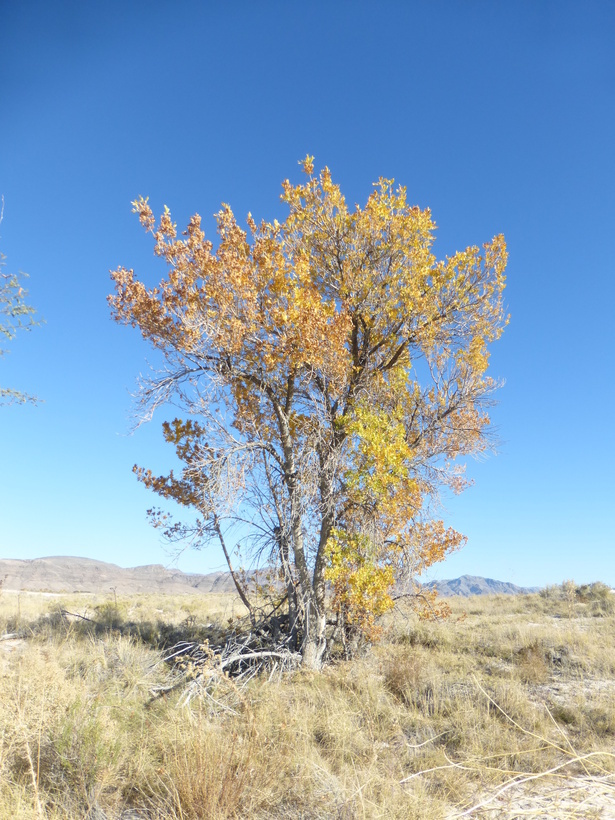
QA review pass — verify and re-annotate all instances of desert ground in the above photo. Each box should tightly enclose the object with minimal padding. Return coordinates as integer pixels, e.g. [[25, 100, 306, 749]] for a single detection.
[[1, 584, 614, 819]]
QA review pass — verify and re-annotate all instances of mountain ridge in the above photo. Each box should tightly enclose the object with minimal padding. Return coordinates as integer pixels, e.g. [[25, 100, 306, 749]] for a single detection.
[[423, 574, 540, 597], [0, 556, 235, 595], [0, 556, 539, 597]]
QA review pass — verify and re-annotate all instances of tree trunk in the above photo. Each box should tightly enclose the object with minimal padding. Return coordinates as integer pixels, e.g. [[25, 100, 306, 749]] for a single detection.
[[300, 546, 328, 669], [299, 458, 336, 669], [275, 402, 330, 668], [300, 603, 327, 670], [275, 525, 298, 652]]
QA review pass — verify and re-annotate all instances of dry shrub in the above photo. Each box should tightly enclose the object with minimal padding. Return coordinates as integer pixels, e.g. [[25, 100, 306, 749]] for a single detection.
[[576, 582, 615, 616], [515, 640, 550, 684], [382, 649, 425, 704], [380, 648, 447, 717], [585, 704, 615, 738], [149, 720, 267, 819], [1, 639, 158, 818]]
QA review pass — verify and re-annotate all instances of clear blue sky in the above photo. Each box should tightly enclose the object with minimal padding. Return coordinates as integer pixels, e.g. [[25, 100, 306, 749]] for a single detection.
[[1, 1, 613, 587]]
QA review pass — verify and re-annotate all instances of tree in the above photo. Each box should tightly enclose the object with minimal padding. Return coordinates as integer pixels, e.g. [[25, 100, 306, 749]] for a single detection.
[[0, 203, 40, 405], [109, 158, 508, 669]]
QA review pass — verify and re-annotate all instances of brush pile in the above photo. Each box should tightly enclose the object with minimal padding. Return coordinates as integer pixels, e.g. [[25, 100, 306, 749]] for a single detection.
[[150, 613, 302, 708]]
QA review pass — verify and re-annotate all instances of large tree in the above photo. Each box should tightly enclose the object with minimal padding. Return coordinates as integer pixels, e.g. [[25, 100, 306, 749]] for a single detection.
[[110, 158, 507, 668]]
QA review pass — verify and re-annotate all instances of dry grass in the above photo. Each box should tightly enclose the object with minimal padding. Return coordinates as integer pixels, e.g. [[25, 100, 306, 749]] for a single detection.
[[1, 584, 614, 818]]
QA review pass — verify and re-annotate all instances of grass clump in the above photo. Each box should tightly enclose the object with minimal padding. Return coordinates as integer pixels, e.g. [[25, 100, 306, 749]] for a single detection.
[[1, 587, 614, 817]]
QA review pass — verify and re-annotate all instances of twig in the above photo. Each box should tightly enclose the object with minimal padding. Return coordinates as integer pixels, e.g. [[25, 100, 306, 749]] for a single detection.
[[543, 699, 591, 777], [452, 752, 615, 817], [22, 735, 44, 818], [60, 609, 97, 623], [405, 730, 451, 750], [400, 762, 463, 783], [473, 678, 569, 757]]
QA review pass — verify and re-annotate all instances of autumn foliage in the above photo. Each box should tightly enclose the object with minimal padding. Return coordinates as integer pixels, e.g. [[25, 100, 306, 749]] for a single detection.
[[110, 158, 507, 667], [0, 245, 39, 405]]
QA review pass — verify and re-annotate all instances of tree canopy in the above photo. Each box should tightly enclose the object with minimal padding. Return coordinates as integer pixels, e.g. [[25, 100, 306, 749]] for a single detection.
[[110, 158, 508, 668]]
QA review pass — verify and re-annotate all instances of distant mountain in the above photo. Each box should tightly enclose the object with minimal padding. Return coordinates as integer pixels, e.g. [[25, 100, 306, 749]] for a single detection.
[[0, 557, 538, 597], [423, 574, 539, 597], [0, 556, 237, 595]]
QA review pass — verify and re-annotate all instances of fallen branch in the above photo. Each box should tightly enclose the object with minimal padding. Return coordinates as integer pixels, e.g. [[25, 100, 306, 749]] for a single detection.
[[219, 649, 301, 671], [60, 609, 97, 623]]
